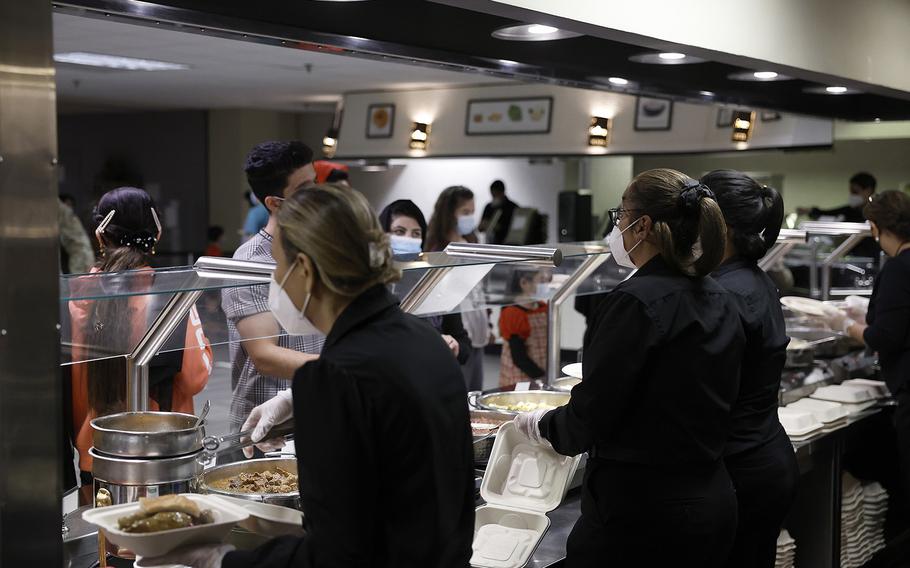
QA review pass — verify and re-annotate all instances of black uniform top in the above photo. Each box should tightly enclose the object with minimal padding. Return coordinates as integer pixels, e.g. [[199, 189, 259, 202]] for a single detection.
[[540, 255, 745, 465], [481, 197, 518, 245], [713, 258, 790, 456], [864, 249, 910, 394], [810, 205, 879, 258], [223, 285, 475, 568]]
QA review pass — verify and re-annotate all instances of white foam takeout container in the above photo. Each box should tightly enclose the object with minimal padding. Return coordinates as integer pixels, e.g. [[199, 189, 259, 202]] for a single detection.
[[786, 398, 850, 424], [778, 407, 824, 437], [842, 379, 890, 399], [82, 494, 249, 558], [472, 422, 581, 568], [810, 384, 878, 404]]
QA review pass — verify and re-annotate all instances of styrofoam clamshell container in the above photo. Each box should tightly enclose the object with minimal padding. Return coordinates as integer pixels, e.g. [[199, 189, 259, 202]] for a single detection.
[[81, 493, 249, 558], [842, 379, 890, 399], [810, 384, 877, 404], [778, 407, 824, 437], [472, 422, 581, 568], [786, 398, 850, 424]]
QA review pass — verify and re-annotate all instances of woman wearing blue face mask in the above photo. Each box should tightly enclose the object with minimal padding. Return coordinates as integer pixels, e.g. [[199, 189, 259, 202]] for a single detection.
[[516, 169, 746, 567], [427, 186, 491, 392], [379, 199, 472, 365], [146, 184, 475, 568]]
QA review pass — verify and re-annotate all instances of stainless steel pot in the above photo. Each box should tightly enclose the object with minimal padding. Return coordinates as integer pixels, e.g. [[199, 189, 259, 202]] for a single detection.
[[90, 447, 204, 486], [203, 458, 300, 510], [91, 411, 204, 458], [551, 377, 582, 392], [472, 390, 571, 415]]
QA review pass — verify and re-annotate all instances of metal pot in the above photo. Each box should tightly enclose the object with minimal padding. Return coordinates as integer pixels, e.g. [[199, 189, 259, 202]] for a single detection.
[[472, 390, 571, 415], [203, 458, 300, 510], [91, 411, 204, 458], [470, 409, 512, 464]]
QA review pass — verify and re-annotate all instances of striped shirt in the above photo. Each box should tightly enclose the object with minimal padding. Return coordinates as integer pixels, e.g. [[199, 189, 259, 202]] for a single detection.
[[221, 229, 325, 430]]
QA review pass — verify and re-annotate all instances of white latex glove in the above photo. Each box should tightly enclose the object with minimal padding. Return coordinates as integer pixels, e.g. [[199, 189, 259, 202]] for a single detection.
[[241, 389, 293, 458], [513, 408, 551, 447], [822, 307, 853, 334], [441, 334, 460, 358], [845, 295, 870, 320], [136, 543, 234, 568]]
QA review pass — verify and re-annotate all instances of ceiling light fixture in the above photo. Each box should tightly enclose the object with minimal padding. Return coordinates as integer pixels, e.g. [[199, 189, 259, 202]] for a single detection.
[[727, 70, 791, 82], [731, 110, 756, 142], [409, 122, 431, 151], [753, 71, 778, 79], [628, 52, 706, 65], [608, 77, 629, 86], [588, 116, 611, 147], [802, 85, 861, 95], [699, 90, 716, 97], [498, 59, 520, 66], [491, 24, 583, 41], [322, 127, 339, 158], [659, 52, 687, 60], [826, 86, 848, 94], [54, 52, 189, 71]]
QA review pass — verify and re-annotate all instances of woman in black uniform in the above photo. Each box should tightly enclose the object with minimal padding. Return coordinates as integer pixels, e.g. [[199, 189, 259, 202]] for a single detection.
[[701, 170, 799, 568], [517, 168, 746, 567], [149, 184, 475, 568]]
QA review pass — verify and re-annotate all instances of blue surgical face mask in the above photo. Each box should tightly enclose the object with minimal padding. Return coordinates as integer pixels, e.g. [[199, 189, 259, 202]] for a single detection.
[[457, 214, 476, 235], [390, 235, 422, 256]]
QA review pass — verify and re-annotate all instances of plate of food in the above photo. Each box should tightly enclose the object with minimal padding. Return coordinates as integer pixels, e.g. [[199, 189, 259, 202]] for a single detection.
[[82, 494, 248, 558], [780, 296, 836, 318]]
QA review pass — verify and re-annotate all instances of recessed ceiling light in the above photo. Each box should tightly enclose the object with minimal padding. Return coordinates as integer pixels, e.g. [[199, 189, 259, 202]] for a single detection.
[[54, 52, 189, 71], [727, 70, 791, 82], [826, 86, 848, 94], [874, 118, 882, 123], [498, 59, 520, 66], [802, 85, 861, 95], [628, 52, 706, 65], [492, 24, 583, 41], [699, 90, 716, 97], [608, 77, 629, 86], [588, 76, 638, 90]]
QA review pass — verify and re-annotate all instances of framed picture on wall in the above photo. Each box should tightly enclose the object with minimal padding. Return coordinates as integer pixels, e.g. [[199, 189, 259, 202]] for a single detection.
[[366, 103, 395, 138], [465, 96, 553, 135], [761, 110, 782, 122], [716, 108, 734, 128], [634, 97, 673, 131]]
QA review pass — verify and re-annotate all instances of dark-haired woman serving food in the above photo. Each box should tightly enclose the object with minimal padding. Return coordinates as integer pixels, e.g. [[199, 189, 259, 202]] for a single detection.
[[516, 169, 746, 567]]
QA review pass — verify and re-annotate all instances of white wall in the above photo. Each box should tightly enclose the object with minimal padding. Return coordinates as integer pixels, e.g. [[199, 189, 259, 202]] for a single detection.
[[337, 83, 832, 158], [348, 157, 567, 243]]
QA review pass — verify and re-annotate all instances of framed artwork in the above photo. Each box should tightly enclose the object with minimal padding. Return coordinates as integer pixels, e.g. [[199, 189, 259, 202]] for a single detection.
[[761, 110, 782, 122], [366, 103, 395, 138], [716, 108, 734, 128], [465, 96, 553, 135], [634, 97, 673, 131]]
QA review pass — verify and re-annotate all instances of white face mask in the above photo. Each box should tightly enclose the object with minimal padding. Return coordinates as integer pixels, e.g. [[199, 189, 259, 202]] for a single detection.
[[535, 282, 549, 298], [267, 261, 321, 336], [389, 235, 422, 256], [457, 214, 476, 235], [848, 194, 866, 208], [606, 217, 643, 269]]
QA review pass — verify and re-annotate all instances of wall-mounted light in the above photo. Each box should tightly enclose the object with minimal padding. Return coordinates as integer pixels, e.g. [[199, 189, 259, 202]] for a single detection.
[[731, 110, 756, 142], [587, 116, 611, 147], [322, 127, 339, 158], [409, 122, 430, 150]]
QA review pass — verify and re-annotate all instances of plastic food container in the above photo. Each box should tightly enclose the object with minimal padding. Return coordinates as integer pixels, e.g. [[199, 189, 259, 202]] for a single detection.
[[786, 398, 850, 424], [842, 379, 890, 399], [810, 384, 877, 404], [81, 494, 249, 558], [778, 408, 823, 437], [471, 422, 581, 568]]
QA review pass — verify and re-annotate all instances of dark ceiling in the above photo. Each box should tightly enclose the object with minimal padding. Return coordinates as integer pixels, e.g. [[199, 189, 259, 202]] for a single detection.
[[58, 0, 910, 121]]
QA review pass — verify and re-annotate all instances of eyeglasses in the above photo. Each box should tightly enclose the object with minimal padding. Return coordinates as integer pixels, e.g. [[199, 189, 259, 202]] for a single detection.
[[607, 208, 641, 227]]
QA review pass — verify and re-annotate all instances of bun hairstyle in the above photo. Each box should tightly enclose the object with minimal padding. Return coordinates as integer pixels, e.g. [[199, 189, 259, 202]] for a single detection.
[[277, 183, 400, 298], [864, 190, 910, 241], [627, 168, 727, 277], [700, 170, 784, 262]]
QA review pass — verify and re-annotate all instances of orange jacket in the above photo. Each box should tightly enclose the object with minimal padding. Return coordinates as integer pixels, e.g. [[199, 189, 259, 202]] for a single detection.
[[68, 268, 212, 472]]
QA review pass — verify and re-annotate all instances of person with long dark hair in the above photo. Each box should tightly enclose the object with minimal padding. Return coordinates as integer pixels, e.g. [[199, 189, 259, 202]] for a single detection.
[[516, 169, 746, 567], [701, 170, 799, 568], [68, 187, 212, 481], [427, 186, 490, 391]]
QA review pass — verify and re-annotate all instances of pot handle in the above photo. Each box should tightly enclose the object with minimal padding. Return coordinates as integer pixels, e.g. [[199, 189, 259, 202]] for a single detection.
[[467, 391, 482, 409]]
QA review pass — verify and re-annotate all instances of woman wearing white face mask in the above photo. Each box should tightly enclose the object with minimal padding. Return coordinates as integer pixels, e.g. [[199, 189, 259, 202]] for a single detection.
[[147, 184, 475, 568], [427, 186, 491, 392], [515, 169, 746, 567], [378, 199, 472, 365]]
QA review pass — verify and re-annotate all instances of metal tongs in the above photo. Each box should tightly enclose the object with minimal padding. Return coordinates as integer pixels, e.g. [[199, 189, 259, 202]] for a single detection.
[[472, 423, 504, 445], [201, 419, 296, 458]]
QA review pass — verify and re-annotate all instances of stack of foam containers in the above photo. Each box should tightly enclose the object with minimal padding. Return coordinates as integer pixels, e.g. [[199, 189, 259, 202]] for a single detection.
[[840, 473, 889, 568], [775, 529, 796, 568]]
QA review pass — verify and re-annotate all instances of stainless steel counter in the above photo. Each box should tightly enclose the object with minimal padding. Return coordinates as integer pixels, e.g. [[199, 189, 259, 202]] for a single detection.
[[529, 491, 581, 567]]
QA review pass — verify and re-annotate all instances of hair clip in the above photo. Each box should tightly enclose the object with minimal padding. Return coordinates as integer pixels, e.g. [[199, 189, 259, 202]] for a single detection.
[[96, 210, 115, 235], [150, 207, 162, 237]]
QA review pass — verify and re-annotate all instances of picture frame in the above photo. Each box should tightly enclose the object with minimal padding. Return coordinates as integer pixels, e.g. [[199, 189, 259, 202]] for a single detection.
[[716, 108, 734, 128], [366, 103, 395, 139], [634, 97, 673, 131], [761, 110, 782, 122], [465, 96, 553, 135]]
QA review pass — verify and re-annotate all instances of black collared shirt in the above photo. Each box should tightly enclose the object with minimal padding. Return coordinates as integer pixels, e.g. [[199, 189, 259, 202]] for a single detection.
[[224, 285, 475, 568], [865, 249, 910, 394], [540, 255, 745, 465], [713, 258, 789, 455]]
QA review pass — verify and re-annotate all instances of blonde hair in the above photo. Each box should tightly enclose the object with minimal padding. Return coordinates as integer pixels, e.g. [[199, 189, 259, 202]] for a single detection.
[[276, 183, 400, 297], [627, 168, 727, 277]]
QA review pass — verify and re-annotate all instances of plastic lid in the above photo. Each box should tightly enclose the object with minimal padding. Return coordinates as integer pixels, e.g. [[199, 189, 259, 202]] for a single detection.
[[480, 422, 580, 514]]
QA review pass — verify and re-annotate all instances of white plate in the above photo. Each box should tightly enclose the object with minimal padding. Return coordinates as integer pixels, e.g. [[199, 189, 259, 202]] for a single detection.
[[781, 296, 835, 317], [561, 363, 582, 379], [82, 494, 249, 558]]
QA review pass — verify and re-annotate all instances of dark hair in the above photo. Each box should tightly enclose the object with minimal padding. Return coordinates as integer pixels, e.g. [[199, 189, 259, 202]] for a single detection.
[[700, 170, 784, 262], [426, 185, 475, 252], [850, 172, 877, 192], [86, 186, 161, 415], [490, 180, 506, 194], [326, 168, 349, 183], [864, 190, 910, 241], [244, 141, 314, 204], [627, 168, 727, 277], [509, 267, 538, 294], [208, 225, 224, 242], [379, 200, 428, 248]]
